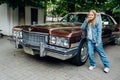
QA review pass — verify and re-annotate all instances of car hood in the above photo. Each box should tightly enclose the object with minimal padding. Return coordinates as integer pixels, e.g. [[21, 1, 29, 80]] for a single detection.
[[14, 23, 83, 37], [49, 23, 82, 37], [13, 25, 31, 31]]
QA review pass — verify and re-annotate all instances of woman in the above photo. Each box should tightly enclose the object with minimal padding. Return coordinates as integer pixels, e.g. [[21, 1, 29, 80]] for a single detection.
[[81, 10, 110, 73]]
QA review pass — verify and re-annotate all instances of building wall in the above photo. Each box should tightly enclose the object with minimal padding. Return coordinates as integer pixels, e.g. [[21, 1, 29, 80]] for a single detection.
[[0, 4, 45, 35], [7, 7, 18, 35], [0, 4, 18, 35], [25, 6, 44, 25], [0, 4, 9, 35], [25, 6, 31, 25], [38, 9, 45, 24]]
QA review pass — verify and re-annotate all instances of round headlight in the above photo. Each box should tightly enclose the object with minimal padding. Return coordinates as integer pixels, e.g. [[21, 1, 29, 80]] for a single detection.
[[56, 37, 62, 45], [63, 39, 69, 47], [51, 36, 56, 44], [50, 36, 69, 48]]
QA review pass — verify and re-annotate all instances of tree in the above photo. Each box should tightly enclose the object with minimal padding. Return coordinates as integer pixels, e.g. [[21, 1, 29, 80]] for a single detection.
[[48, 0, 120, 23], [104, 0, 120, 23], [0, 0, 46, 9], [48, 0, 108, 16]]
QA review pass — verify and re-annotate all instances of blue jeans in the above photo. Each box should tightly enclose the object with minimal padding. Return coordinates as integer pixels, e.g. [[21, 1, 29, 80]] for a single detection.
[[87, 40, 110, 68]]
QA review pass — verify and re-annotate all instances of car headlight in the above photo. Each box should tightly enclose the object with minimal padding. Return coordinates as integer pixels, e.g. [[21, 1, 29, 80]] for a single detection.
[[63, 39, 69, 47], [13, 30, 22, 38], [51, 36, 56, 44], [50, 35, 69, 48]]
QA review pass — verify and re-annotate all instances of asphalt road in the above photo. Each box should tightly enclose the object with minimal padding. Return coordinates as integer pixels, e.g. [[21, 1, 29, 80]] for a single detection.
[[0, 37, 120, 80]]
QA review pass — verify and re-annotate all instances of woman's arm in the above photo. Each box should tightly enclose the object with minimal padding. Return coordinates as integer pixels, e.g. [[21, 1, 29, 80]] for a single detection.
[[96, 20, 102, 45], [81, 19, 88, 30]]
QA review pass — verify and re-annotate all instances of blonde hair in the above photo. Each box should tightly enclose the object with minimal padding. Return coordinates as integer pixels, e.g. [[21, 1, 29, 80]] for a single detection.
[[87, 10, 97, 26]]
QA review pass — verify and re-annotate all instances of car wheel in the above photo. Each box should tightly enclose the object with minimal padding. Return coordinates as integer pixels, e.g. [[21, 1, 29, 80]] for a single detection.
[[70, 39, 88, 66], [110, 37, 117, 45], [110, 39, 116, 45]]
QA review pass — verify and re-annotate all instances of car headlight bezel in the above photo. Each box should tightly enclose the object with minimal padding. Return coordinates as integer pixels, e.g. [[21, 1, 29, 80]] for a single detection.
[[19, 31, 22, 38], [49, 35, 70, 48]]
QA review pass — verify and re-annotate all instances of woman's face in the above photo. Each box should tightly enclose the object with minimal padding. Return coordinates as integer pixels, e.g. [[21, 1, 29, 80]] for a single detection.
[[88, 11, 95, 21]]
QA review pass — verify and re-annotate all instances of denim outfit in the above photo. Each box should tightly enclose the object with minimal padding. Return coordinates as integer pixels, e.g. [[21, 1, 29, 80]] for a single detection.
[[81, 17, 110, 68]]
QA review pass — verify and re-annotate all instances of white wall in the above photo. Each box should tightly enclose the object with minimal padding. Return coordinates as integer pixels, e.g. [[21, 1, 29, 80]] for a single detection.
[[25, 6, 31, 25], [0, 4, 9, 35], [0, 4, 44, 35], [0, 4, 18, 35], [8, 7, 18, 35], [38, 9, 44, 24]]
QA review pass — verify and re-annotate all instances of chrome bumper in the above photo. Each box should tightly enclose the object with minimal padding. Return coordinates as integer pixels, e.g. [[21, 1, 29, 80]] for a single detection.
[[23, 43, 78, 60], [45, 45, 78, 60]]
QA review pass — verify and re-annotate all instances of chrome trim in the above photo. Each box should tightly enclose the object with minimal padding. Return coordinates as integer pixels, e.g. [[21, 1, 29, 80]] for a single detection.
[[45, 45, 78, 60], [22, 43, 78, 60], [39, 42, 46, 57], [12, 30, 23, 39], [15, 38, 20, 48], [46, 51, 73, 60], [45, 45, 78, 54], [23, 30, 48, 35], [12, 30, 23, 48], [80, 42, 88, 62], [22, 31, 48, 47]]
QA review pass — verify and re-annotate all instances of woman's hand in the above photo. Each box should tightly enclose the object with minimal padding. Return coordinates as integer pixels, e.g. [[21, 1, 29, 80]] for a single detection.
[[87, 12, 95, 21], [95, 43, 99, 47], [87, 18, 91, 21]]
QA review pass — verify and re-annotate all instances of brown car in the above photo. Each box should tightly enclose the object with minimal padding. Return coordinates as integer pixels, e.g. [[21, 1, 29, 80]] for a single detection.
[[12, 12, 119, 66]]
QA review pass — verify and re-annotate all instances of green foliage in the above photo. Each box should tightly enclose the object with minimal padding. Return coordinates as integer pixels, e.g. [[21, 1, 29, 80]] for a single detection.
[[0, 0, 120, 17], [0, 0, 46, 9], [47, 0, 108, 16], [47, 0, 120, 17]]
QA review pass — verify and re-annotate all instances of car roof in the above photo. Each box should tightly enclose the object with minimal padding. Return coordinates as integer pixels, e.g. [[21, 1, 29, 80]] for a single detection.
[[67, 12, 117, 24], [68, 12, 105, 15]]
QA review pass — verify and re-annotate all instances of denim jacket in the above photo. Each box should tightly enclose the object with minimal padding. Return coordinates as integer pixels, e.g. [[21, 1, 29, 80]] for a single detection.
[[81, 17, 102, 44]]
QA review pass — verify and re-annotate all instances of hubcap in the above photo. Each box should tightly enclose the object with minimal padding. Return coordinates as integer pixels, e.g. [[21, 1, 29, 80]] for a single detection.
[[81, 42, 88, 62]]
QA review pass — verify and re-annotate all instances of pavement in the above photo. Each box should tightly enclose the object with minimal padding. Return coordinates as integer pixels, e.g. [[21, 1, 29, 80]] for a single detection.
[[0, 37, 120, 80]]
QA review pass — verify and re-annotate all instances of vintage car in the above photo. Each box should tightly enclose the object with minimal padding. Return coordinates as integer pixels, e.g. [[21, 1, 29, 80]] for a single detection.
[[12, 12, 119, 66]]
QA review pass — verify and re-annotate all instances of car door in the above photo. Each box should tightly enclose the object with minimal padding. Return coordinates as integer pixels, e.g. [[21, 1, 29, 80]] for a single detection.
[[101, 14, 116, 43]]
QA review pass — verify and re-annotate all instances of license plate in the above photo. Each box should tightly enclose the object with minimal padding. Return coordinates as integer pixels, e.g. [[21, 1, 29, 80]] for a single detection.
[[23, 47, 34, 55]]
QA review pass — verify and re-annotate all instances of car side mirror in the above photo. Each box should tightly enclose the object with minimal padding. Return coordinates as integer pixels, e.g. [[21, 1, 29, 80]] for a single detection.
[[103, 21, 109, 25]]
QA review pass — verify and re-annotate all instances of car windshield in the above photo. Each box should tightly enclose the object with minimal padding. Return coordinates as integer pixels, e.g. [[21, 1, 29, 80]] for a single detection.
[[60, 13, 87, 23]]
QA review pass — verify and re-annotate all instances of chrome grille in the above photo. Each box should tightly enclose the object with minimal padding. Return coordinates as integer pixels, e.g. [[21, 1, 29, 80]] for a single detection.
[[23, 31, 47, 46]]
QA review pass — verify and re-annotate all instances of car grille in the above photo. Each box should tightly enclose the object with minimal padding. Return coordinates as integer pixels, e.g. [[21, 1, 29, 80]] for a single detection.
[[23, 31, 47, 46]]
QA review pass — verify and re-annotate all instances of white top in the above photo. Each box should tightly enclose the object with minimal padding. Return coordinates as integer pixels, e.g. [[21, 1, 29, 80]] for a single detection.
[[88, 24, 93, 40]]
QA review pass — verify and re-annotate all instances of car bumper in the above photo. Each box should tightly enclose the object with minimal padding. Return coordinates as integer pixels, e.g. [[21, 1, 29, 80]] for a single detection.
[[22, 43, 78, 60]]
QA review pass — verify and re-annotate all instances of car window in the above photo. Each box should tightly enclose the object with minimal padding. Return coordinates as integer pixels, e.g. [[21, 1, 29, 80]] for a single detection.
[[101, 14, 115, 25], [60, 14, 87, 23], [76, 14, 86, 23], [60, 14, 75, 22]]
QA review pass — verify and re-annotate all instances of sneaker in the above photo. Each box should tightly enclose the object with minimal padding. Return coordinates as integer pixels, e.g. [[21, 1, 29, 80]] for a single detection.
[[89, 66, 96, 70], [104, 67, 110, 73]]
